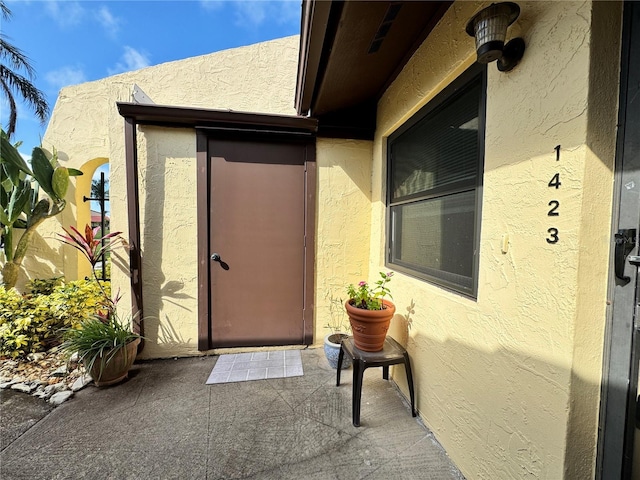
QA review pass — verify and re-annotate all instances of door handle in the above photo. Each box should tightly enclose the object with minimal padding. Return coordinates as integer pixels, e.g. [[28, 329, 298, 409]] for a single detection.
[[615, 229, 636, 283], [210, 253, 229, 270]]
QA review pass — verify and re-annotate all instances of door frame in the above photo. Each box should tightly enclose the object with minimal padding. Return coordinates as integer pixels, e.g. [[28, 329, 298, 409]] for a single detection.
[[118, 103, 317, 352], [597, 2, 640, 478], [196, 126, 317, 351]]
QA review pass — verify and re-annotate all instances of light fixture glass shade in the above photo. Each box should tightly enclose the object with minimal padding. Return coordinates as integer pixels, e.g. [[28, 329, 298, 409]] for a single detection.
[[466, 3, 520, 64]]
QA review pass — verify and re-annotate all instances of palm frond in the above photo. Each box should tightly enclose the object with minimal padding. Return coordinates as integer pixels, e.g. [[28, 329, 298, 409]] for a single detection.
[[0, 66, 49, 122], [1, 1, 12, 21], [0, 35, 35, 78], [0, 77, 17, 137], [0, 5, 49, 139]]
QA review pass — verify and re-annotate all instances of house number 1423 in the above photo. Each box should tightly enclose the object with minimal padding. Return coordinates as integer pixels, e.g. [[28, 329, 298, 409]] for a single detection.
[[546, 145, 561, 244]]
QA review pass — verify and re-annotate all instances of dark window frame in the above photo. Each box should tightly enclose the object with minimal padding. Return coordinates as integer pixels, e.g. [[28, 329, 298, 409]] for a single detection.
[[385, 63, 487, 298]]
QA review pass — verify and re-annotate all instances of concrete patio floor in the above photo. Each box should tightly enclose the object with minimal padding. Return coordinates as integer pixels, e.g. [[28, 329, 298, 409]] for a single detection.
[[1, 347, 464, 479]]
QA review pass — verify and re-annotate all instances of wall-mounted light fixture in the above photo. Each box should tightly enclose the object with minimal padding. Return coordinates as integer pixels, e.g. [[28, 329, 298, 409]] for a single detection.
[[465, 2, 525, 72]]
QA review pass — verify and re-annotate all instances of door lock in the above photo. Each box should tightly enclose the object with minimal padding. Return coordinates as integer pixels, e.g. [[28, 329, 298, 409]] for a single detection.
[[211, 253, 221, 262], [615, 229, 637, 283]]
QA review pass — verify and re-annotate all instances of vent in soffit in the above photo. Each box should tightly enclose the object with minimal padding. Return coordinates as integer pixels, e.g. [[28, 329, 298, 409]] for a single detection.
[[368, 3, 403, 54]]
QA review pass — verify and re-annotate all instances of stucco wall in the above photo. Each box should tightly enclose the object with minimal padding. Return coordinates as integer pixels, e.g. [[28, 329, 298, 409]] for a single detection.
[[132, 127, 199, 358], [32, 9, 625, 476], [374, 2, 620, 479], [38, 36, 300, 357], [10, 76, 115, 289], [314, 139, 373, 343]]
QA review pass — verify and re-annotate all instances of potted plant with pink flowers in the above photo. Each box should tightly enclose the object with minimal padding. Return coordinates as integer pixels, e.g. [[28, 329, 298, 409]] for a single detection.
[[345, 272, 395, 352]]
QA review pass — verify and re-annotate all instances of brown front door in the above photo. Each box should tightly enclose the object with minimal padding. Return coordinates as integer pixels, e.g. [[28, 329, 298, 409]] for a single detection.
[[208, 136, 311, 347]]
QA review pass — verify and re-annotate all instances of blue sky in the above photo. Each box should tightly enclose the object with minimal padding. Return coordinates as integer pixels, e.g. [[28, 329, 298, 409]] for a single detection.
[[1, 0, 301, 157]]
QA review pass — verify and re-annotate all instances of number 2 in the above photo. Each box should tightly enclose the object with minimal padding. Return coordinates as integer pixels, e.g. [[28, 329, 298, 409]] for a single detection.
[[548, 200, 559, 216]]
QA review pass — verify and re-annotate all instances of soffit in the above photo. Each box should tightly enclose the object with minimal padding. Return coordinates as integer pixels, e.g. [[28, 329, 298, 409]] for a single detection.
[[296, 1, 452, 117]]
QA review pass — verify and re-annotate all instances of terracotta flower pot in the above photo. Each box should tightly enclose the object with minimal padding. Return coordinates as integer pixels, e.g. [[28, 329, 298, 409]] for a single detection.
[[89, 337, 141, 387], [345, 299, 395, 352]]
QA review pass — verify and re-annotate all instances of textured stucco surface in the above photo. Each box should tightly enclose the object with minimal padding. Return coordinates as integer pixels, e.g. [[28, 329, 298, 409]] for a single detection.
[[29, 6, 626, 478], [374, 2, 619, 479], [39, 36, 301, 358], [314, 139, 373, 343], [132, 127, 199, 359]]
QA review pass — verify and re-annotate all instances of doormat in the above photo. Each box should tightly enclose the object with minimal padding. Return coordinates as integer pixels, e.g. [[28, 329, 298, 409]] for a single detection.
[[206, 349, 303, 384]]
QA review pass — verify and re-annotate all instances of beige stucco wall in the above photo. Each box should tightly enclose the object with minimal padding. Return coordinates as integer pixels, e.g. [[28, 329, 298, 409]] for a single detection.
[[31, 6, 625, 476], [38, 36, 300, 357], [374, 2, 620, 479], [131, 127, 199, 358], [314, 138, 373, 343], [39, 34, 372, 358]]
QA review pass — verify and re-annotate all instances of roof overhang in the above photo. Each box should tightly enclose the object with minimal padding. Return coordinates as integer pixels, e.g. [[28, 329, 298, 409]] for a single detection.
[[296, 0, 452, 139], [117, 102, 318, 134]]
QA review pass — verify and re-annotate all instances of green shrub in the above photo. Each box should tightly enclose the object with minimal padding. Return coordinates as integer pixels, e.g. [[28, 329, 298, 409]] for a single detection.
[[0, 278, 110, 358], [26, 276, 64, 295]]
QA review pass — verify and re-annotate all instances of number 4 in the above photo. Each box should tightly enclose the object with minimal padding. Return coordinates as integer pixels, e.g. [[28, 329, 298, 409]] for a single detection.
[[548, 173, 561, 189]]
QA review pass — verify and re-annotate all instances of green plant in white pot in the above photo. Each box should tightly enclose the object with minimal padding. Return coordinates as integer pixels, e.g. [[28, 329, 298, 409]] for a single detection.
[[323, 294, 352, 369], [59, 225, 141, 386]]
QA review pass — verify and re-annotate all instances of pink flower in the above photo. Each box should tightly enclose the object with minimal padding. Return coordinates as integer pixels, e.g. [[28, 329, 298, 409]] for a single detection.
[[358, 281, 367, 287]]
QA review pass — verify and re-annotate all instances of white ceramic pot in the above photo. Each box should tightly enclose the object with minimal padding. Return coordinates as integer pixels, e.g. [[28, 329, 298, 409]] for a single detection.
[[324, 333, 352, 369]]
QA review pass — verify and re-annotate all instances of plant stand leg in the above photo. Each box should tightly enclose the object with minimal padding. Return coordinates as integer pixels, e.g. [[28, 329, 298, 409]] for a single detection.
[[337, 346, 345, 386], [352, 359, 364, 427], [403, 352, 417, 417]]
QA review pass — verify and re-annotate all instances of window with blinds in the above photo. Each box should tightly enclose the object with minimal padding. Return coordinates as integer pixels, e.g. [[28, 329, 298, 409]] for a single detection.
[[386, 65, 486, 297]]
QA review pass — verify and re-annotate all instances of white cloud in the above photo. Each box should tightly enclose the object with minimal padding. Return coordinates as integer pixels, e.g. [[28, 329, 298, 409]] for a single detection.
[[44, 2, 122, 38], [95, 6, 121, 38], [275, 1, 300, 26], [45, 0, 85, 28], [202, 1, 300, 28], [45, 66, 87, 90], [234, 1, 267, 26], [108, 46, 150, 75], [200, 0, 224, 11]]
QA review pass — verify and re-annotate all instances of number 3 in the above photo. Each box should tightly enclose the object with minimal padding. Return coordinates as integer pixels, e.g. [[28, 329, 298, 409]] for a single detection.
[[546, 228, 559, 244]]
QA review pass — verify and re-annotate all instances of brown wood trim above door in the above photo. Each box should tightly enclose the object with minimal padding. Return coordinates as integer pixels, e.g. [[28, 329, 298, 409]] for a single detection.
[[117, 102, 318, 133]]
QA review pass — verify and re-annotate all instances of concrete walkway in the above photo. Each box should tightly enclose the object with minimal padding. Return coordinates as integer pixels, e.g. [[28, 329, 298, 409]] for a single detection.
[[1, 348, 464, 479]]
